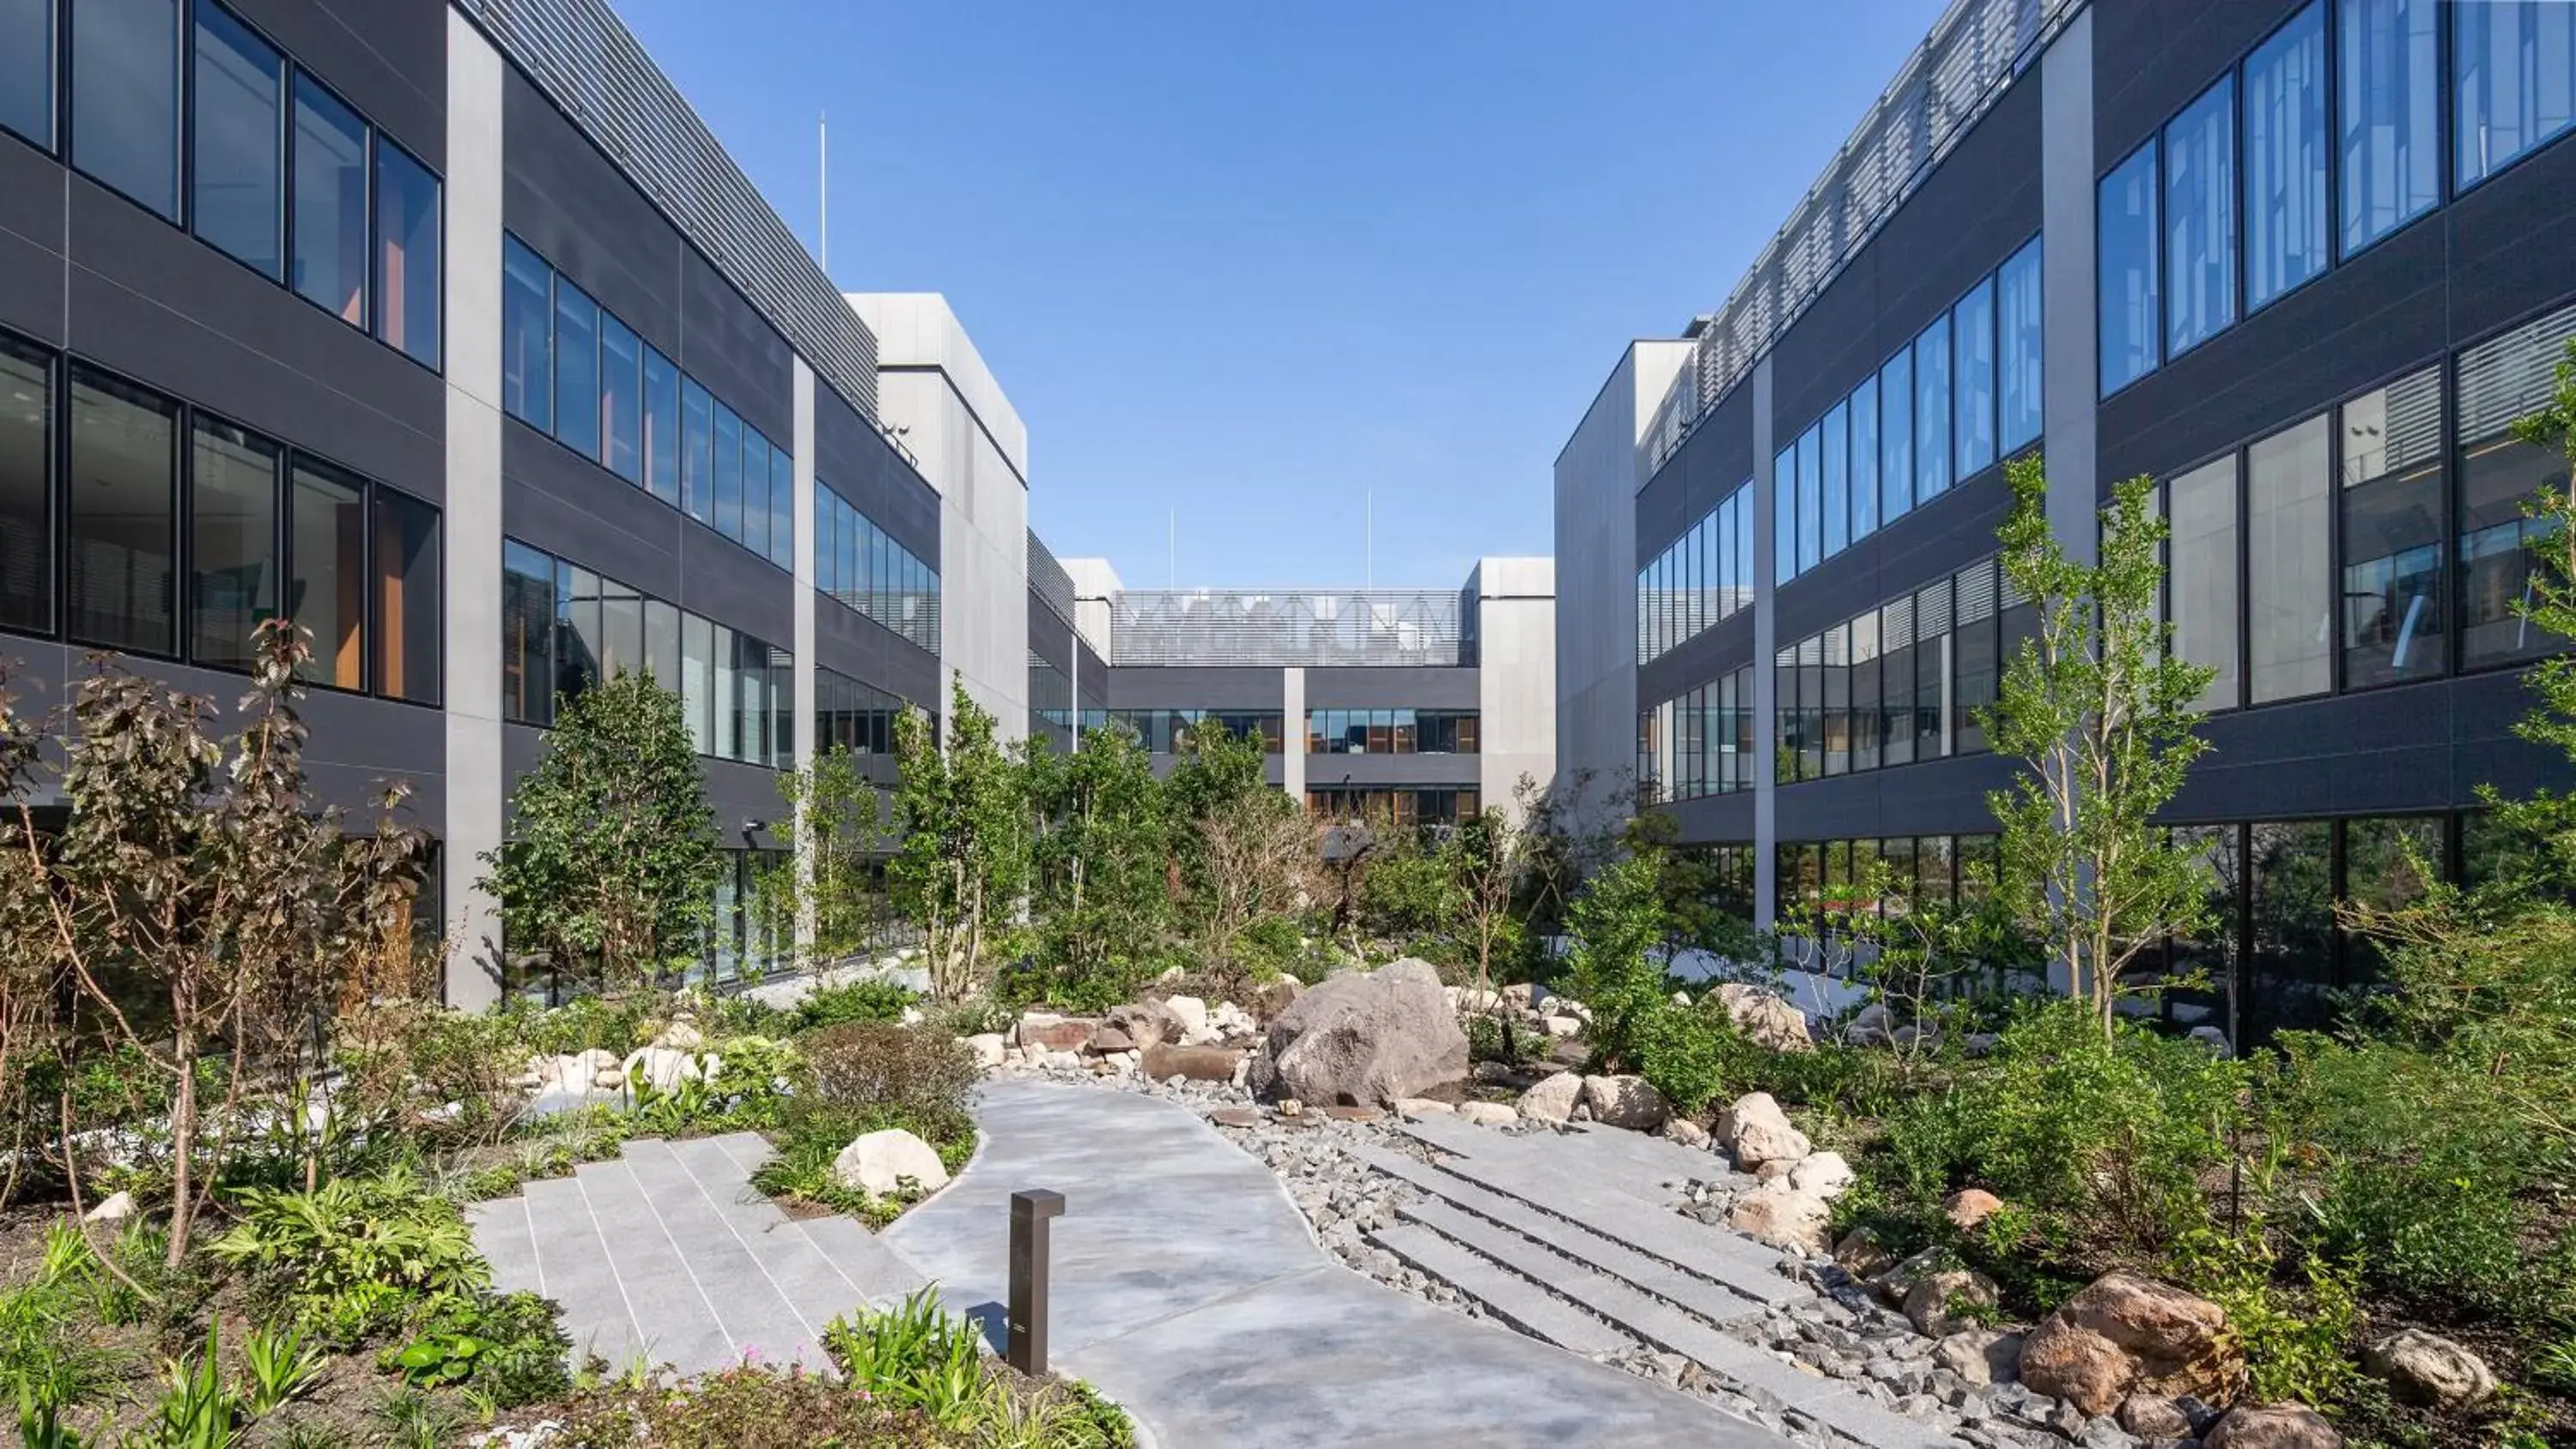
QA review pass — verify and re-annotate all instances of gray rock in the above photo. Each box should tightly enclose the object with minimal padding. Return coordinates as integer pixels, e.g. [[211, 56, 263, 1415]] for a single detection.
[[1935, 1328, 2026, 1386], [1249, 957, 1468, 1107], [2362, 1327, 2495, 1407], [1578, 1074, 1670, 1131], [1515, 1070, 1583, 1125]]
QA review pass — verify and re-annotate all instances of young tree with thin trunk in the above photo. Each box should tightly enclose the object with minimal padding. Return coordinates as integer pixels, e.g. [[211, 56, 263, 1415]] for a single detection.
[[890, 677, 1030, 1002], [1194, 790, 1314, 967], [1451, 801, 1531, 1009], [482, 668, 720, 996], [760, 744, 887, 967], [1984, 454, 2216, 1035]]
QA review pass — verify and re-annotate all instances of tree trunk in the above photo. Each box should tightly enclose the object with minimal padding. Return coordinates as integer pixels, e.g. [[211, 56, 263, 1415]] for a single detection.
[[167, 1017, 197, 1267]]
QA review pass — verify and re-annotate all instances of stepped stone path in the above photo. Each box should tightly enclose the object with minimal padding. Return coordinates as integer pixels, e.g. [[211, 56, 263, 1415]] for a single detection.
[[466, 1133, 927, 1375], [884, 1079, 1786, 1448], [1366, 1112, 1955, 1449]]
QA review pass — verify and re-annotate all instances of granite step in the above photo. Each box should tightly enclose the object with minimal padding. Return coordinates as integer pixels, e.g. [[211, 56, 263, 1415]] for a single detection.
[[1367, 1222, 1631, 1356]]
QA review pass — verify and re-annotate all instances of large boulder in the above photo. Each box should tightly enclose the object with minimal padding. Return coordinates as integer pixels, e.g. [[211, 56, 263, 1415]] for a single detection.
[[1716, 1092, 1812, 1168], [963, 1033, 1007, 1069], [2202, 1405, 2342, 1449], [1844, 1003, 1895, 1047], [832, 1129, 951, 1198], [1715, 983, 1814, 1052], [1934, 1329, 2024, 1386], [1578, 1075, 1669, 1131], [1904, 1268, 2000, 1337], [1248, 958, 1467, 1107], [1728, 1179, 1831, 1254], [1103, 1000, 1185, 1051], [1014, 1012, 1102, 1052], [1789, 1150, 1854, 1198], [2019, 1272, 2239, 1416], [1515, 1071, 1583, 1125], [1161, 995, 1212, 1043], [2362, 1328, 2495, 1407], [1141, 1043, 1243, 1083]]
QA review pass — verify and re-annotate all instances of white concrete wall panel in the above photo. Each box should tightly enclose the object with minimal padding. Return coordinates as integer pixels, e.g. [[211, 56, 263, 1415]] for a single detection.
[[1475, 557, 1556, 816]]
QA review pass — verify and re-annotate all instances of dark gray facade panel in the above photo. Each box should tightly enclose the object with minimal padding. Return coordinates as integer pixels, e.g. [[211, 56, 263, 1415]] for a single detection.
[[2175, 673, 2559, 823], [1666, 791, 1753, 845], [1777, 754, 2020, 843], [1638, 607, 1754, 705], [679, 247, 791, 446], [504, 422, 686, 591], [1103, 665, 1281, 711], [1028, 593, 1074, 672], [1637, 379, 1757, 565], [812, 387, 939, 564], [1305, 753, 1481, 789], [66, 183, 446, 502], [1303, 666, 1478, 710], [674, 540, 793, 652], [0, 142, 65, 345], [502, 67, 685, 357], [2447, 136, 2576, 349], [2092, 0, 2303, 171], [812, 599, 938, 710], [1077, 640, 1109, 710], [231, 0, 447, 170]]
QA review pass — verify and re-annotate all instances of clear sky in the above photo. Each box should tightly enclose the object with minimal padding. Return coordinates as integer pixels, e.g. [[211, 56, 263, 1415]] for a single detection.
[[611, 0, 1946, 591]]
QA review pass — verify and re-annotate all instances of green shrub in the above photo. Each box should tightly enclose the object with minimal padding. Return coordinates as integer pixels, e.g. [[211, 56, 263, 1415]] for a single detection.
[[823, 1288, 990, 1431], [2171, 1228, 2362, 1407], [382, 1290, 571, 1408], [1462, 1012, 1552, 1068], [792, 979, 918, 1031], [1877, 999, 2243, 1269], [1631, 1003, 1747, 1117], [209, 1169, 489, 1347], [799, 1022, 978, 1143]]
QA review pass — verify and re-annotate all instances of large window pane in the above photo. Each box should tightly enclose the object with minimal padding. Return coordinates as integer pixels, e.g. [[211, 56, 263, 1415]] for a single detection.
[[1953, 279, 1996, 476], [0, 338, 50, 634], [560, 565, 600, 701], [1997, 238, 2043, 452], [1953, 560, 1997, 752], [680, 377, 713, 522], [372, 488, 437, 702], [1773, 445, 1798, 582], [680, 610, 713, 754], [769, 446, 793, 570], [289, 459, 364, 688], [740, 428, 771, 559], [1880, 349, 1914, 521], [67, 370, 175, 652], [1914, 579, 1950, 759], [1880, 600, 1916, 768], [2460, 428, 2567, 669], [2343, 816, 2439, 991], [1797, 423, 1822, 573], [2248, 415, 2331, 702], [1915, 315, 1951, 500], [1, 0, 50, 147], [2340, 0, 2439, 252], [599, 577, 641, 682], [599, 314, 641, 482], [374, 138, 440, 367], [2249, 821, 2334, 1040], [1821, 403, 1849, 560], [72, 0, 179, 216], [2166, 77, 2237, 355], [1850, 612, 1881, 772], [553, 282, 599, 460], [2099, 141, 2160, 395], [644, 597, 678, 691], [188, 417, 276, 670], [1849, 378, 1880, 542], [500, 540, 554, 726], [711, 623, 738, 759], [2169, 455, 2240, 711], [1821, 626, 1850, 775], [2245, 3, 2329, 310], [192, 3, 283, 280], [290, 75, 368, 327], [2340, 367, 2445, 687], [643, 349, 680, 506], [713, 404, 742, 541], [2455, 0, 2576, 189], [501, 238, 551, 430]]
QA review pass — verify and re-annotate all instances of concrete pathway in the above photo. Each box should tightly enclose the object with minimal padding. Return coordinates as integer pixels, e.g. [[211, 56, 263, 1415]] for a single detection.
[[882, 1080, 1787, 1449], [466, 1133, 926, 1375]]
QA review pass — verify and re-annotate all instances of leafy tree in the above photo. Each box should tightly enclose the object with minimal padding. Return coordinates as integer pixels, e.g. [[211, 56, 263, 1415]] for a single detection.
[[760, 745, 887, 967], [1984, 455, 2216, 1034], [1561, 851, 1670, 1070], [889, 678, 1030, 1002], [34, 624, 427, 1260], [1193, 787, 1314, 967], [1024, 724, 1170, 988], [2487, 336, 2576, 876], [1621, 811, 1731, 964], [1164, 718, 1288, 942], [482, 669, 720, 996], [1451, 803, 1534, 1008]]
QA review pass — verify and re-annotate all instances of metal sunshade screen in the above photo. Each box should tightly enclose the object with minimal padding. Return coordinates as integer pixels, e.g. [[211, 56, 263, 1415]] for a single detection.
[[1109, 590, 1465, 668], [461, 0, 880, 421], [2458, 297, 2576, 443], [1027, 530, 1077, 629], [1653, 0, 2073, 473]]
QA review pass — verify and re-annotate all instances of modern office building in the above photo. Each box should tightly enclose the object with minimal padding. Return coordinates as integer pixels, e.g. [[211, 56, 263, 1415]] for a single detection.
[[1046, 557, 1558, 827], [0, 0, 1078, 1005], [1556, 0, 2576, 1040]]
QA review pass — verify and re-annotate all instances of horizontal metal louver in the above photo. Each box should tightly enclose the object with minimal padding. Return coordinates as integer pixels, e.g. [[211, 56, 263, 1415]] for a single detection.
[[1026, 530, 1078, 628], [1954, 557, 1997, 623], [2458, 299, 2576, 442], [1915, 578, 1953, 642], [461, 0, 880, 422], [1882, 595, 1915, 646]]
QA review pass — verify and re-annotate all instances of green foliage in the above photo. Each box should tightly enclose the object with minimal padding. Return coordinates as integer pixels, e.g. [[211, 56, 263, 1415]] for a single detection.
[[141, 1325, 244, 1449], [763, 745, 889, 964], [0, 1230, 119, 1426], [1985, 458, 2217, 1033], [792, 978, 918, 1031], [1462, 1012, 1552, 1068], [238, 1325, 326, 1413], [1877, 999, 2243, 1269], [823, 1288, 993, 1431], [2172, 1228, 2363, 1408], [891, 679, 1032, 1003], [1632, 1001, 1750, 1117], [799, 1022, 978, 1143], [483, 668, 721, 995], [1353, 826, 1461, 945], [381, 1292, 570, 1407], [210, 1169, 489, 1347], [1026, 724, 1174, 1003], [1561, 852, 1671, 1071]]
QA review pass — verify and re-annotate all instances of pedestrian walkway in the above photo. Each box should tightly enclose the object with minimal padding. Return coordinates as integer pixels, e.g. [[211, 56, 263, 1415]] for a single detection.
[[883, 1080, 1787, 1449], [465, 1132, 926, 1375]]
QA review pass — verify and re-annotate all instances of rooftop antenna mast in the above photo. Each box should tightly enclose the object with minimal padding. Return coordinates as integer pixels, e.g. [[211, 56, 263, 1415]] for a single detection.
[[817, 111, 829, 275]]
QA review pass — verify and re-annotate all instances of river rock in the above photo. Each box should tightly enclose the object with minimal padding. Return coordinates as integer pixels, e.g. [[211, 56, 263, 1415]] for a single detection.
[[1516, 1071, 1583, 1125], [1140, 1043, 1243, 1082], [1789, 1149, 1854, 1198], [1249, 957, 1467, 1107], [2202, 1405, 2341, 1449], [1728, 1179, 1831, 1254], [964, 1033, 1007, 1069], [1716, 1091, 1812, 1167], [1904, 1268, 1999, 1337], [1579, 1075, 1669, 1131], [1934, 1328, 2025, 1385], [2362, 1328, 2494, 1407], [1456, 1100, 1518, 1126], [1715, 983, 1814, 1052], [1945, 1187, 2006, 1229]]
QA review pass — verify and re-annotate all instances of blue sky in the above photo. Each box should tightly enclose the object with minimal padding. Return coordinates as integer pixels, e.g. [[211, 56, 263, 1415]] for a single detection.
[[613, 0, 1945, 590]]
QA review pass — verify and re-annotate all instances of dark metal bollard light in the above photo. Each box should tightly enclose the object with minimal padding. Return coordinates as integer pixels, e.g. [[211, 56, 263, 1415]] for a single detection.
[[1006, 1188, 1066, 1376]]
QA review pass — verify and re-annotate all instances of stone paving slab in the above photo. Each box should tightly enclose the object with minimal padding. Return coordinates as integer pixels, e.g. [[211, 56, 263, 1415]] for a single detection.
[[1361, 1222, 1631, 1353], [884, 1080, 1789, 1449]]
